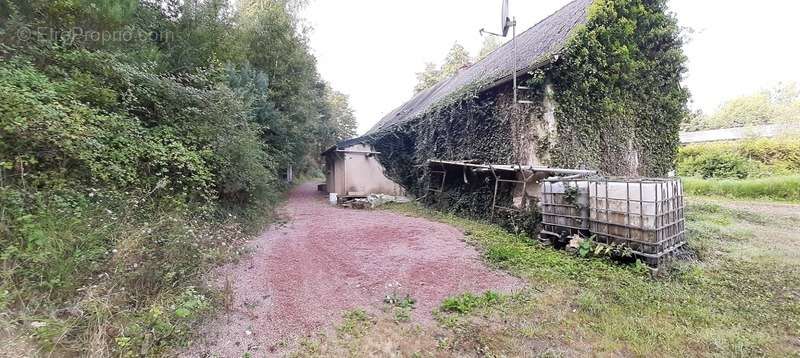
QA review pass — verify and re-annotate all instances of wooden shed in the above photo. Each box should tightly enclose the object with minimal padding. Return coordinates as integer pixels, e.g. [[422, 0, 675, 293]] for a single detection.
[[321, 139, 404, 198]]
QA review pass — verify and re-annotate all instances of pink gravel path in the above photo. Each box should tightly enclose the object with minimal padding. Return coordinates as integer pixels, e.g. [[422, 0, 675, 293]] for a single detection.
[[185, 183, 522, 356]]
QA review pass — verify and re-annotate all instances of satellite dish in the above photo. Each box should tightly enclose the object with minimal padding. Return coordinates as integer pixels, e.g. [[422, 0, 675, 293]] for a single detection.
[[501, 0, 511, 37]]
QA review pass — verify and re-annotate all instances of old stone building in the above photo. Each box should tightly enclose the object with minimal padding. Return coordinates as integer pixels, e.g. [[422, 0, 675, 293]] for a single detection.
[[324, 0, 687, 210]]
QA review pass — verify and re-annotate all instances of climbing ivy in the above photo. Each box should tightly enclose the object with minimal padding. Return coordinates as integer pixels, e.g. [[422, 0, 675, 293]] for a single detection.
[[371, 0, 687, 228], [371, 83, 542, 233], [546, 0, 688, 176]]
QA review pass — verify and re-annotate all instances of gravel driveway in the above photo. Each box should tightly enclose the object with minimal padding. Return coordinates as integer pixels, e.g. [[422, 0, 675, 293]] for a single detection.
[[185, 183, 521, 356]]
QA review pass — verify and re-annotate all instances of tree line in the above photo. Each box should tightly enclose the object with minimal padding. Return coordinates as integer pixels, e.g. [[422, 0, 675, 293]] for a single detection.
[[414, 37, 503, 93], [682, 82, 800, 131], [1, 0, 357, 213]]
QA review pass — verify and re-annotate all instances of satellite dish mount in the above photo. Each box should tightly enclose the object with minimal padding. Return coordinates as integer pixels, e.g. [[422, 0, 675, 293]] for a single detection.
[[480, 0, 521, 106], [501, 0, 512, 36]]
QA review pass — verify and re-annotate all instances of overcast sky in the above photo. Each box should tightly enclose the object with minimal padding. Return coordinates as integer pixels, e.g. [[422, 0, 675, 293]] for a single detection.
[[302, 0, 800, 135]]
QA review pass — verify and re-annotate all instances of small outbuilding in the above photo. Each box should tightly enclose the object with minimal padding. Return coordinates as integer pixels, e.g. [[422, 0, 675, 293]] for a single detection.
[[321, 138, 404, 199]]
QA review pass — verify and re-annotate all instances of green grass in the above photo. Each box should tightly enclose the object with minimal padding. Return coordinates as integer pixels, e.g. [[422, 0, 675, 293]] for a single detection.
[[440, 291, 503, 314], [373, 200, 800, 357], [683, 175, 800, 202]]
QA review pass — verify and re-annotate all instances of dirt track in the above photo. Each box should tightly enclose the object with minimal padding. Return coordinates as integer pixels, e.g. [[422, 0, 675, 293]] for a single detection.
[[185, 183, 521, 356]]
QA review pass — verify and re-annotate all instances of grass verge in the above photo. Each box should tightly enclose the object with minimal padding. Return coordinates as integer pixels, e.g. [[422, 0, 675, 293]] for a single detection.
[[683, 175, 800, 202]]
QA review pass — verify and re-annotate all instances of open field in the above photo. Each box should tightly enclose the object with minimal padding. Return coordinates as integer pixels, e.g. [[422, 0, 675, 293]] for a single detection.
[[293, 196, 800, 357]]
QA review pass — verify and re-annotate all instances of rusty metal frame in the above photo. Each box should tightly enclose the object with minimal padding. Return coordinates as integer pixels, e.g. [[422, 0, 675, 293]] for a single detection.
[[426, 161, 447, 194], [489, 163, 537, 221], [422, 159, 598, 224], [588, 177, 686, 261]]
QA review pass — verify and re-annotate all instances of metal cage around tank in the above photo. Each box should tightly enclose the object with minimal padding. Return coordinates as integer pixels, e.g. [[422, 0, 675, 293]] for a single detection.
[[422, 160, 686, 267], [587, 177, 686, 266], [540, 179, 591, 239]]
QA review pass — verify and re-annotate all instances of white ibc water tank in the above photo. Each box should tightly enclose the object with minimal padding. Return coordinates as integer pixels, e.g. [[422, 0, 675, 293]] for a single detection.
[[587, 178, 686, 264], [540, 180, 591, 235], [589, 179, 681, 230], [329, 193, 338, 205]]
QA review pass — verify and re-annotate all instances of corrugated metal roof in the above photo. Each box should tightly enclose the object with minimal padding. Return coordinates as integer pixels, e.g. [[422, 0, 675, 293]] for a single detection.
[[364, 0, 593, 136]]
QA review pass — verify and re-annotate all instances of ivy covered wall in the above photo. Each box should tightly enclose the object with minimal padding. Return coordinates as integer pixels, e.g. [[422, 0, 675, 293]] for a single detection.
[[546, 0, 689, 176], [371, 81, 546, 233], [371, 0, 687, 224]]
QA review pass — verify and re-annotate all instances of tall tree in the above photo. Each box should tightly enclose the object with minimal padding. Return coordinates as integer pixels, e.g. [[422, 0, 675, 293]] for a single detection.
[[237, 0, 322, 168], [413, 42, 472, 93], [683, 82, 800, 131], [326, 88, 358, 141], [414, 62, 441, 93], [440, 42, 472, 78], [309, 83, 358, 154], [477, 36, 503, 60]]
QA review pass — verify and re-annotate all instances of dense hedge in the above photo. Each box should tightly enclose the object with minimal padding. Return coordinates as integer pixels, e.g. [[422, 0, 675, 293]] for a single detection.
[[678, 137, 800, 178], [678, 137, 800, 201], [0, 53, 278, 206]]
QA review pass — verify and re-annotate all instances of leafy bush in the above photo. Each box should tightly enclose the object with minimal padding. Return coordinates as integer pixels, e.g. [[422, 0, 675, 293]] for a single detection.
[[0, 60, 215, 195], [677, 151, 752, 179], [0, 53, 278, 355], [738, 137, 800, 172]]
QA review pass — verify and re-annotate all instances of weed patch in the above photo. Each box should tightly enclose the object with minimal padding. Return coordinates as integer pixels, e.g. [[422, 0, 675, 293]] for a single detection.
[[336, 309, 374, 340], [291, 309, 442, 358], [440, 291, 503, 314], [0, 187, 256, 356], [383, 292, 417, 323]]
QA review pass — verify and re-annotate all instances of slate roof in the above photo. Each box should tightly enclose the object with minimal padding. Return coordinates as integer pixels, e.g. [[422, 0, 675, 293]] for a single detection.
[[325, 0, 593, 154]]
